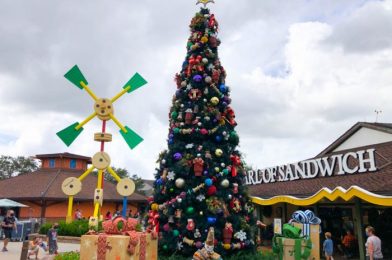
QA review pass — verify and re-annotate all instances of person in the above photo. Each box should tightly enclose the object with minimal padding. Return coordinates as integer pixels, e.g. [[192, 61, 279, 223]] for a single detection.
[[339, 230, 356, 258], [46, 223, 59, 255], [27, 237, 41, 259], [105, 211, 112, 220], [74, 209, 82, 220], [323, 232, 334, 260], [1, 209, 16, 252], [365, 226, 383, 260]]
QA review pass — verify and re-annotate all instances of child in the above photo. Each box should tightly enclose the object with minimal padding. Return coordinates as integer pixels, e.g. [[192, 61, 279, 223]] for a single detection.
[[27, 238, 40, 259], [323, 232, 334, 260], [46, 223, 59, 255]]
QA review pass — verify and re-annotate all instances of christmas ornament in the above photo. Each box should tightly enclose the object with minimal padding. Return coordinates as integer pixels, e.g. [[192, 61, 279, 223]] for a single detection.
[[193, 157, 204, 176], [167, 171, 175, 181], [173, 229, 180, 237], [193, 227, 221, 260], [230, 198, 241, 213], [244, 202, 254, 213], [175, 178, 185, 188], [221, 179, 229, 188], [234, 230, 247, 242], [202, 58, 208, 64], [210, 97, 219, 105], [207, 185, 217, 196], [215, 149, 223, 157], [207, 217, 217, 224], [185, 108, 193, 124], [222, 222, 233, 244], [233, 183, 238, 194], [187, 219, 195, 231], [204, 178, 213, 187], [183, 237, 195, 246], [230, 154, 241, 177], [175, 209, 182, 218], [205, 76, 212, 83], [194, 228, 202, 239], [188, 88, 202, 100], [193, 74, 202, 82], [177, 241, 184, 250], [195, 241, 203, 249], [186, 206, 195, 215], [196, 194, 206, 202], [177, 198, 183, 203], [163, 223, 170, 232], [173, 152, 182, 160]]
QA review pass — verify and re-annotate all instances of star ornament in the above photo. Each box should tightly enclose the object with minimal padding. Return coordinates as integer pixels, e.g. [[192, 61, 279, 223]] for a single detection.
[[196, 0, 214, 7]]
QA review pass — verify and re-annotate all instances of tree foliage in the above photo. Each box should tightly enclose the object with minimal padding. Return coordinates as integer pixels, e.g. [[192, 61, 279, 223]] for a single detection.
[[0, 155, 39, 179]]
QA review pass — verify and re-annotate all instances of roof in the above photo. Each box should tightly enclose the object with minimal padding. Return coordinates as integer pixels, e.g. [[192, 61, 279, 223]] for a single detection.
[[142, 179, 155, 188], [0, 169, 147, 203], [35, 152, 92, 163], [0, 199, 29, 207], [318, 122, 392, 156], [249, 141, 392, 199]]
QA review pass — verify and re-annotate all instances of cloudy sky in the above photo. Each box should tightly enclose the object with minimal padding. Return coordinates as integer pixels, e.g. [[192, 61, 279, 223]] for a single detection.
[[0, 0, 391, 179]]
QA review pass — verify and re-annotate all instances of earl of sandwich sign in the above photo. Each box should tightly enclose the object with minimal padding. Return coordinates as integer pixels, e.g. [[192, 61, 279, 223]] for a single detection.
[[245, 148, 377, 185]]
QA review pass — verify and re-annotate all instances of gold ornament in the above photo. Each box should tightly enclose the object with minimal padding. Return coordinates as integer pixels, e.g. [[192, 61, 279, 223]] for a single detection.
[[196, 0, 214, 7]]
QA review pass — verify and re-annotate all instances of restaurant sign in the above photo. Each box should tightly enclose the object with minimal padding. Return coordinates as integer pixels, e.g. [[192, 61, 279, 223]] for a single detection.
[[246, 148, 377, 185]]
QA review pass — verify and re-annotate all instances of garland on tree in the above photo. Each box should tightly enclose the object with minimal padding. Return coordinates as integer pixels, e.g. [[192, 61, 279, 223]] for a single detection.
[[148, 7, 256, 257]]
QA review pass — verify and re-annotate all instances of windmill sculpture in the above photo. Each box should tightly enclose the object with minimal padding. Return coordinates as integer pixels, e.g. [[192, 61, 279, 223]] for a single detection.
[[57, 65, 147, 226]]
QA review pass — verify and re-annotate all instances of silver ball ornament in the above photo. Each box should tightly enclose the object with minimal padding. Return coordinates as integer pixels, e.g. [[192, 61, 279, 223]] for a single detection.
[[221, 163, 225, 167], [175, 178, 185, 188], [228, 194, 232, 199], [202, 58, 208, 64], [221, 179, 229, 188], [177, 198, 182, 203]]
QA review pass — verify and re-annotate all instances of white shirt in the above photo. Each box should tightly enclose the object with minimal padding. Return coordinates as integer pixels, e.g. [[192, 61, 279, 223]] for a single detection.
[[365, 235, 383, 258]]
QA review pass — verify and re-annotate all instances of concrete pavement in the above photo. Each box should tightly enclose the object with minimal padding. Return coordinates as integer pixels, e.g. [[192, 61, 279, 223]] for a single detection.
[[0, 241, 80, 260]]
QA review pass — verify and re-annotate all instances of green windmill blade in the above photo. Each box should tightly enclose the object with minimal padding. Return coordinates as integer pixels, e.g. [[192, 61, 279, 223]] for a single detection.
[[56, 122, 84, 146], [122, 73, 147, 93], [64, 65, 88, 89], [120, 126, 143, 149]]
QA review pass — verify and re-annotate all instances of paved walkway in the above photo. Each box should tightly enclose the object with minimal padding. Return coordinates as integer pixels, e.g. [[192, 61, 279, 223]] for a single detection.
[[1, 241, 80, 260]]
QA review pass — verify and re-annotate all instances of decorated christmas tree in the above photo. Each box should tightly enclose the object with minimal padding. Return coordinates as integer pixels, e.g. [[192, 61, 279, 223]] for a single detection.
[[149, 6, 256, 258]]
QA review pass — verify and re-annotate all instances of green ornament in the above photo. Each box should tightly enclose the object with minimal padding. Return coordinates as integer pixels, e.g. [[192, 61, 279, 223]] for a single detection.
[[186, 206, 195, 214], [230, 131, 237, 138], [170, 188, 174, 193], [173, 230, 180, 237], [163, 244, 168, 250], [215, 167, 220, 172], [171, 111, 178, 119], [222, 168, 229, 175], [173, 128, 180, 134]]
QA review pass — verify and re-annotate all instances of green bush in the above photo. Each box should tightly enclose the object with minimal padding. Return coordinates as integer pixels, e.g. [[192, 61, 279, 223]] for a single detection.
[[39, 220, 99, 237], [54, 251, 80, 260]]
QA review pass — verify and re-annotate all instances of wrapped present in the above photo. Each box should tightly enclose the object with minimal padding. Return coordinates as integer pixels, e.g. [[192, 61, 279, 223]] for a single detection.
[[81, 216, 157, 260], [80, 233, 158, 260], [273, 236, 312, 260], [290, 210, 321, 260]]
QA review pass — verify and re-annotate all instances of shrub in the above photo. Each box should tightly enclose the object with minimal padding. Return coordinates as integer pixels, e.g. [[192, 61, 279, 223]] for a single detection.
[[54, 251, 80, 260], [39, 220, 99, 237]]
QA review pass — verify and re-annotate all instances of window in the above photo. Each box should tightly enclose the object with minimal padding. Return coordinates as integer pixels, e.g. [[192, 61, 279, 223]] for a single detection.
[[49, 159, 56, 168], [70, 159, 76, 169]]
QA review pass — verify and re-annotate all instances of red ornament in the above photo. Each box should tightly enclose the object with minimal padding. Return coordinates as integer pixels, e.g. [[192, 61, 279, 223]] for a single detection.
[[222, 222, 233, 244], [193, 157, 204, 177], [186, 218, 195, 231], [230, 198, 241, 213], [230, 155, 241, 177], [207, 185, 217, 196], [185, 108, 193, 125], [188, 89, 202, 100]]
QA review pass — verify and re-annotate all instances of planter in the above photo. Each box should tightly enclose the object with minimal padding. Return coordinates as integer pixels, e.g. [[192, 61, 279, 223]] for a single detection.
[[29, 233, 81, 244]]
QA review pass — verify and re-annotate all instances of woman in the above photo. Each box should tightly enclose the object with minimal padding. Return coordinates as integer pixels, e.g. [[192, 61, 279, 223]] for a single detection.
[[365, 226, 383, 260]]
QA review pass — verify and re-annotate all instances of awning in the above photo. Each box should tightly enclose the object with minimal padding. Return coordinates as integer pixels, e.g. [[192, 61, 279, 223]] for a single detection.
[[251, 185, 392, 206], [0, 199, 29, 207]]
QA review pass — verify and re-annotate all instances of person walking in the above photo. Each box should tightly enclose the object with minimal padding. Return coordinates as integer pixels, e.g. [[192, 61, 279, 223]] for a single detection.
[[323, 232, 334, 260], [46, 223, 59, 255], [365, 226, 383, 260], [1, 209, 16, 252]]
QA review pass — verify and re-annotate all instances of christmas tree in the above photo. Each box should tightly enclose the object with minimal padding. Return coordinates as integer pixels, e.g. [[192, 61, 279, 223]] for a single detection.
[[149, 7, 256, 258]]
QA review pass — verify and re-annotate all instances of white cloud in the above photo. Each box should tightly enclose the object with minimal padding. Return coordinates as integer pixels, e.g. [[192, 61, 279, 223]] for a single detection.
[[0, 0, 391, 179]]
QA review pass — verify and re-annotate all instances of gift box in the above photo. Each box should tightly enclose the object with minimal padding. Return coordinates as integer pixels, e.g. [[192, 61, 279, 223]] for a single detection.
[[80, 233, 158, 260], [273, 237, 312, 260], [292, 222, 319, 260]]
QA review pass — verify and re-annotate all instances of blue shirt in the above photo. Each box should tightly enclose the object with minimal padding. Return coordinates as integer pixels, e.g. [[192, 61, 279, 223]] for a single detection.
[[323, 238, 333, 255]]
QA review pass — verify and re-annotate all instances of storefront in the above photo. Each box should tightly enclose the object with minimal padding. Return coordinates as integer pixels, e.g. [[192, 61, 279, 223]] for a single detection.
[[247, 122, 392, 259]]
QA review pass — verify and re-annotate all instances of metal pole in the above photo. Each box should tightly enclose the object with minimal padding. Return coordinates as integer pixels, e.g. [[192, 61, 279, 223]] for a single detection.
[[122, 197, 127, 218]]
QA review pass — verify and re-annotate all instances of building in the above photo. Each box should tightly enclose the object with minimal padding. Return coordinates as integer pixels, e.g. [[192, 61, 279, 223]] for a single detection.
[[0, 152, 147, 223], [247, 122, 392, 259]]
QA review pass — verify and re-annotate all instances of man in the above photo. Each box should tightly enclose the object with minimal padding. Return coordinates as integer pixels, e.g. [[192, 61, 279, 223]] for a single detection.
[[74, 209, 82, 220], [339, 230, 356, 258], [1, 210, 16, 252], [365, 226, 383, 260]]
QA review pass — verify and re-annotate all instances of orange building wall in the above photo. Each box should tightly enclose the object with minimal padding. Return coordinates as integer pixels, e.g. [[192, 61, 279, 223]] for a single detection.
[[40, 158, 87, 170], [19, 200, 139, 221]]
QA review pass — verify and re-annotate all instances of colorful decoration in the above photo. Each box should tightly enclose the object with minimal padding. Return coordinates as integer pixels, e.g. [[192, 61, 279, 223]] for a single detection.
[[58, 65, 147, 225], [222, 222, 233, 245], [193, 157, 204, 176]]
